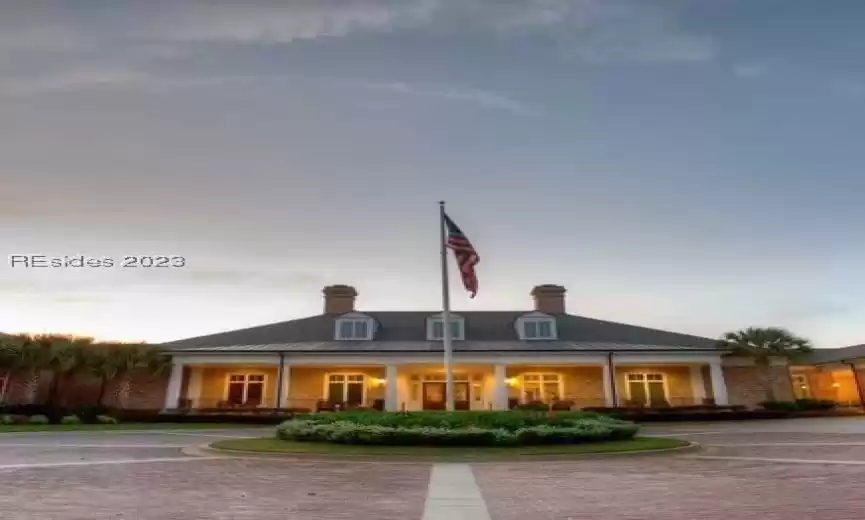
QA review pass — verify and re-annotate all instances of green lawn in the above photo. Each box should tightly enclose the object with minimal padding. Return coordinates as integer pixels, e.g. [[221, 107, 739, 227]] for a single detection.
[[0, 423, 274, 432], [210, 436, 687, 460]]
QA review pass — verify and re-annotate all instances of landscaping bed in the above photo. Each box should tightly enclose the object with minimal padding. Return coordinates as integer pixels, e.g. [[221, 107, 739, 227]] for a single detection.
[[0, 422, 273, 432], [211, 436, 687, 459], [277, 411, 639, 446], [583, 401, 863, 422]]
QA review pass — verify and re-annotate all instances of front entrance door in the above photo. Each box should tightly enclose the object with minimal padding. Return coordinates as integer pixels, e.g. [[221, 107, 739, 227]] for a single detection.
[[422, 382, 470, 410]]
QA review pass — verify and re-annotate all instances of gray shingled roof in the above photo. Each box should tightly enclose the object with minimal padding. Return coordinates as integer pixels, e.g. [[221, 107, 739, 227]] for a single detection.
[[163, 311, 722, 352], [803, 344, 865, 364], [166, 341, 721, 353]]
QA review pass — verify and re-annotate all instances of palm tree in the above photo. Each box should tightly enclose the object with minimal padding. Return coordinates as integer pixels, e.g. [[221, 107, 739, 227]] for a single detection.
[[87, 343, 143, 406], [40, 335, 93, 406], [141, 346, 171, 378], [1, 335, 53, 404], [84, 344, 114, 406], [0, 335, 20, 404], [719, 327, 813, 401]]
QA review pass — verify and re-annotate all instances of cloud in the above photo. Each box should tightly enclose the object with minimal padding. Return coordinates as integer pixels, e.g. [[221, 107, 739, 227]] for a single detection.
[[0, 68, 147, 96], [150, 0, 439, 44], [173, 269, 328, 290], [0, 2, 716, 101], [347, 80, 540, 115], [0, 1, 713, 63]]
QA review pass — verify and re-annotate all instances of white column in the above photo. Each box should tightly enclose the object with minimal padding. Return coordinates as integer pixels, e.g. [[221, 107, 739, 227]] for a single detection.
[[163, 360, 184, 410], [690, 365, 707, 405], [187, 367, 202, 409], [385, 365, 398, 411], [493, 364, 508, 410], [602, 363, 615, 407], [280, 362, 291, 409], [709, 361, 729, 406]]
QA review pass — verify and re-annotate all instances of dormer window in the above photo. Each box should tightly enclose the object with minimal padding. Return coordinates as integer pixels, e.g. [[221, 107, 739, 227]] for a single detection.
[[427, 314, 465, 341], [334, 313, 374, 340], [524, 320, 553, 339], [515, 312, 557, 340]]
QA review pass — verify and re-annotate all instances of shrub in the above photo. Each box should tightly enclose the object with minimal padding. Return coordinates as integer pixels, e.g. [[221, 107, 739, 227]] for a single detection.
[[73, 404, 109, 423], [759, 400, 799, 411], [759, 400, 838, 411], [277, 411, 638, 446], [96, 415, 119, 424], [292, 410, 616, 431], [514, 402, 549, 412], [61, 415, 82, 425], [28, 415, 50, 425], [795, 398, 837, 410], [1, 414, 27, 425]]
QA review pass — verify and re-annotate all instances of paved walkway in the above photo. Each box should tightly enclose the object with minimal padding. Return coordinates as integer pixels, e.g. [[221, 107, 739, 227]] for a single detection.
[[1, 418, 865, 519]]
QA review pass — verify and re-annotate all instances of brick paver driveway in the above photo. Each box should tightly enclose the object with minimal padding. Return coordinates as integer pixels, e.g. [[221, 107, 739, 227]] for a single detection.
[[1, 418, 864, 519]]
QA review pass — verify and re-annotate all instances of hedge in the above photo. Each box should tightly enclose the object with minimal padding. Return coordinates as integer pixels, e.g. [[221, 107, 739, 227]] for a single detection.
[[292, 410, 613, 430], [760, 399, 837, 411], [277, 411, 639, 446]]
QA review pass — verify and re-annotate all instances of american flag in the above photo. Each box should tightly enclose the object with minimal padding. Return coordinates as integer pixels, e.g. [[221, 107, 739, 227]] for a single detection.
[[443, 212, 479, 298]]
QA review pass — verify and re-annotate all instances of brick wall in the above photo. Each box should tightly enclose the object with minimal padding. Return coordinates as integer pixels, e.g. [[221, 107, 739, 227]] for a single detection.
[[1, 371, 167, 410], [723, 366, 766, 407], [723, 364, 794, 407], [768, 365, 794, 402], [104, 373, 169, 410], [2, 371, 51, 405]]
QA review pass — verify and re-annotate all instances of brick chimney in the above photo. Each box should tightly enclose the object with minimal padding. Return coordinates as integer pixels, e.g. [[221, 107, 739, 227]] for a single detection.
[[531, 284, 567, 314], [322, 285, 358, 314]]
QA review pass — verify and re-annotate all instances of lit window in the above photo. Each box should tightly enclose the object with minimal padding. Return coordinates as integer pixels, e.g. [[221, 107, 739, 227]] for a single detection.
[[226, 373, 267, 406], [626, 373, 668, 407], [791, 374, 811, 399], [521, 373, 561, 403], [327, 374, 366, 406]]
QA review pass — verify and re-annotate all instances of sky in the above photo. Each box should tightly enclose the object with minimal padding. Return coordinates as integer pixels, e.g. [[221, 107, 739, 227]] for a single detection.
[[2, 1, 865, 348]]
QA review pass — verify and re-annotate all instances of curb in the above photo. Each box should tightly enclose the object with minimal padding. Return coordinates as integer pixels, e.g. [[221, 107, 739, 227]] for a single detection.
[[185, 440, 702, 463]]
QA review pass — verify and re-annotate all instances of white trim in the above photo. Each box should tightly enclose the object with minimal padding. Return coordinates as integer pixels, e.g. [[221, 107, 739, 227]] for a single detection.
[[493, 364, 508, 410], [614, 353, 724, 365], [187, 367, 203, 406], [171, 355, 280, 365], [280, 361, 291, 407], [163, 361, 184, 410], [623, 372, 670, 406], [690, 365, 706, 403], [709, 361, 729, 405], [385, 365, 398, 411], [602, 363, 614, 407], [170, 352, 725, 366], [223, 372, 269, 406], [172, 351, 726, 366], [323, 372, 368, 405]]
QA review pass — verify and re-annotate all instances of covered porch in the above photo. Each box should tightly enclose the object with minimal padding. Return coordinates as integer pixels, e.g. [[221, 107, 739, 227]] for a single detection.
[[164, 352, 730, 412], [789, 363, 865, 407]]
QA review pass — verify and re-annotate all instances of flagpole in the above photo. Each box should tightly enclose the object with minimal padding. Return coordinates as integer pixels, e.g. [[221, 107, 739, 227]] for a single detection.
[[439, 200, 455, 412]]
